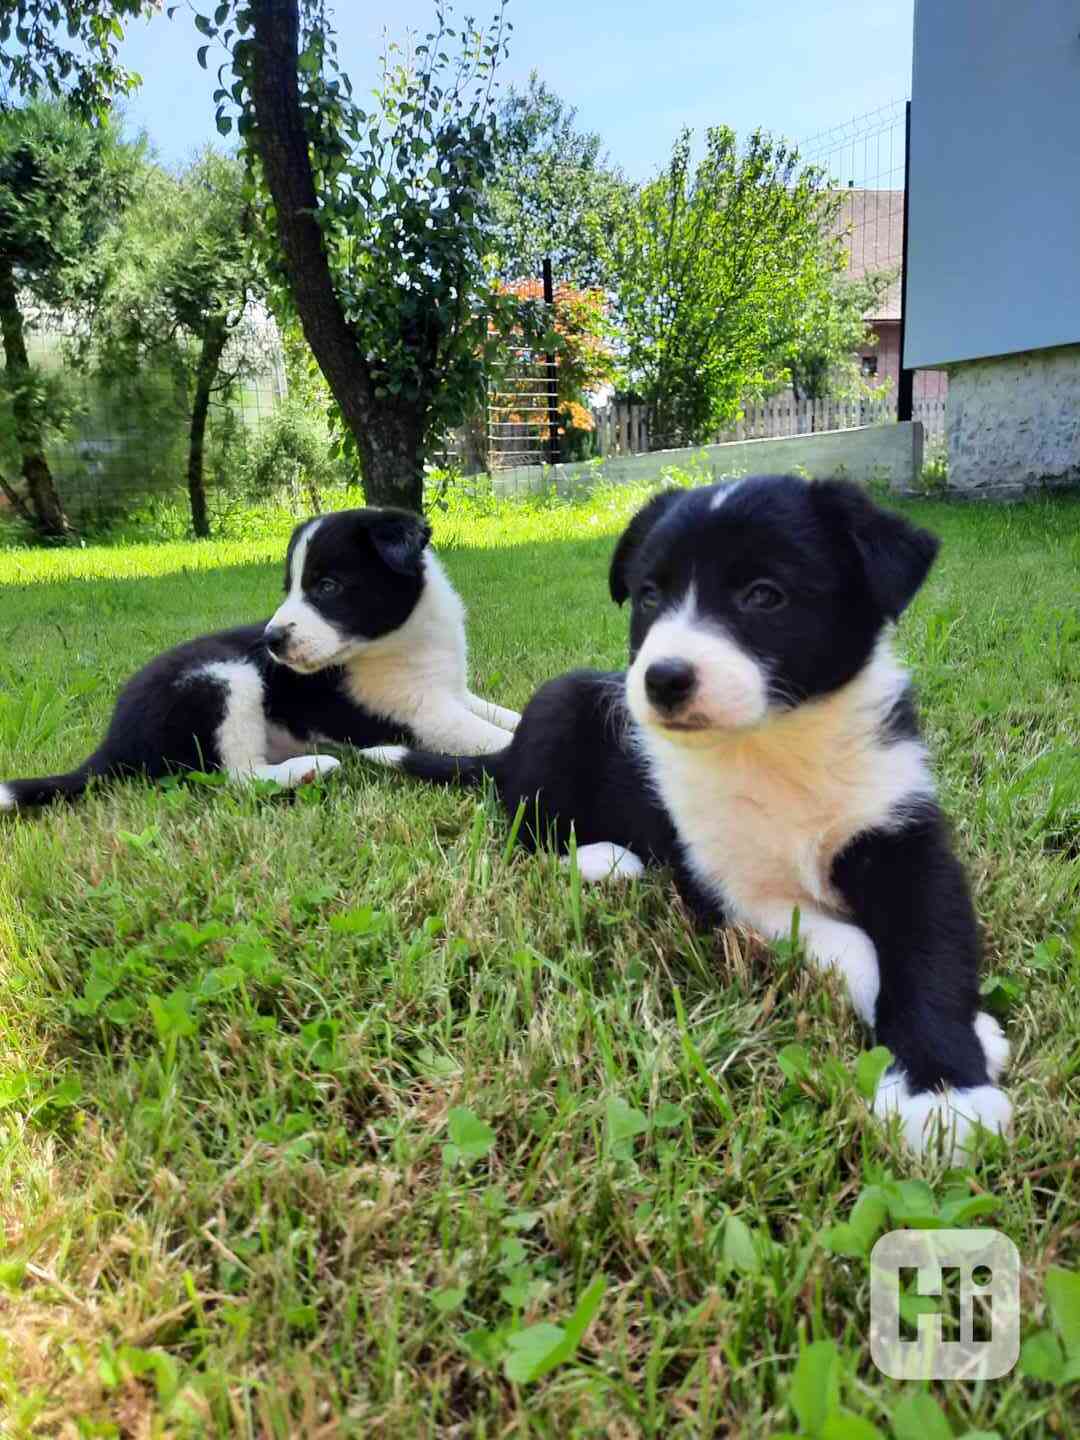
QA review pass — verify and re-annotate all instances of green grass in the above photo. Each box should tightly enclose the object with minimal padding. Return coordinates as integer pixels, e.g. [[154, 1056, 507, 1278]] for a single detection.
[[1, 483, 1078, 1437]]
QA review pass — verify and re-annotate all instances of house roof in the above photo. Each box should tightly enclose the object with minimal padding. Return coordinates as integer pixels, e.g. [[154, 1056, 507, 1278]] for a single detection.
[[832, 189, 904, 322]]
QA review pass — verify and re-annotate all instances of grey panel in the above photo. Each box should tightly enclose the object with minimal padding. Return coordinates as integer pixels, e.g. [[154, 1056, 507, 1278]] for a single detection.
[[906, 0, 1080, 368]]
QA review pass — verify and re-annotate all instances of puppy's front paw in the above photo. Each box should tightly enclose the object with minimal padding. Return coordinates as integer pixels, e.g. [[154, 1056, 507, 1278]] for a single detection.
[[273, 754, 342, 788], [873, 1069, 1012, 1160], [360, 745, 409, 770], [564, 842, 646, 883], [974, 1010, 1010, 1081]]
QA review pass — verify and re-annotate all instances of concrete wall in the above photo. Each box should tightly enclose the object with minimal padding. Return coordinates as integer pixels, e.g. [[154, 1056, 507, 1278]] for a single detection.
[[906, 1, 1080, 370], [946, 346, 1080, 499], [488, 422, 925, 499]]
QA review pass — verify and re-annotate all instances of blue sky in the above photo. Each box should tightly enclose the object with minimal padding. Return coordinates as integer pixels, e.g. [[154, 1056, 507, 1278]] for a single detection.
[[117, 0, 914, 177]]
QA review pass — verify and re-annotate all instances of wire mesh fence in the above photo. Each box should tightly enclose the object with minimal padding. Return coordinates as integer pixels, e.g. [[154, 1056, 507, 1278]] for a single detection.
[[1, 304, 289, 532], [797, 97, 946, 420]]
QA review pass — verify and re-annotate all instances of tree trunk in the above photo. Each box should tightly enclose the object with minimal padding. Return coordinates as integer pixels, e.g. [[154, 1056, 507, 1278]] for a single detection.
[[359, 410, 424, 513], [0, 257, 73, 539], [245, 0, 423, 512], [187, 313, 230, 538]]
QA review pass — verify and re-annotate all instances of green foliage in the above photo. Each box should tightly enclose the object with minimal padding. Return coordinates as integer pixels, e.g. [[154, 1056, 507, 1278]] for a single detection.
[[777, 268, 894, 403], [86, 148, 267, 532], [240, 392, 344, 512], [608, 126, 842, 445], [187, 0, 546, 507], [488, 71, 632, 289], [0, 0, 157, 115], [92, 149, 262, 373], [0, 98, 138, 305], [0, 99, 140, 532]]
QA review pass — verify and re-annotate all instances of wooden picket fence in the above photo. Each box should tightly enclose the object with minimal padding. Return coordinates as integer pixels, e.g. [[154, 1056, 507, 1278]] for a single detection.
[[590, 391, 945, 460]]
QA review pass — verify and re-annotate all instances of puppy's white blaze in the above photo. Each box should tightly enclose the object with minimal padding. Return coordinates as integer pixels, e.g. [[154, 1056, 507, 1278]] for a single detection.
[[285, 516, 321, 601], [0, 783, 15, 812], [710, 480, 743, 509], [626, 589, 770, 734], [974, 1010, 1010, 1081], [873, 1071, 1012, 1158], [268, 517, 349, 672], [565, 842, 646, 883], [362, 745, 409, 769]]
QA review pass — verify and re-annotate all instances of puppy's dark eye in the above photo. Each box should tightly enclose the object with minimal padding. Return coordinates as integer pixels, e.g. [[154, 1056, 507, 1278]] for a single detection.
[[737, 580, 786, 612], [313, 576, 342, 598], [638, 582, 662, 611]]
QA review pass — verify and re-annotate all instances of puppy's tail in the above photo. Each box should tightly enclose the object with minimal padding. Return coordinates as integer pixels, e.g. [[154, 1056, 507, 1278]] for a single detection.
[[365, 744, 505, 790], [0, 755, 105, 812]]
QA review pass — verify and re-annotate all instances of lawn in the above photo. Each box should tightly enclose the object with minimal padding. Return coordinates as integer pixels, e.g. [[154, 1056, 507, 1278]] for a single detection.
[[1, 482, 1078, 1438]]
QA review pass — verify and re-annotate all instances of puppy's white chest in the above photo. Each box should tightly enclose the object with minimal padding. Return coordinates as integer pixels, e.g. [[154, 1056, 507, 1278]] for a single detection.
[[661, 757, 843, 912], [643, 699, 933, 919]]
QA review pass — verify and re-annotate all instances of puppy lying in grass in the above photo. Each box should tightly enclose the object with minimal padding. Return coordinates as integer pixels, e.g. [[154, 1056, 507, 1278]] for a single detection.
[[367, 475, 1011, 1159], [1, 507, 518, 811]]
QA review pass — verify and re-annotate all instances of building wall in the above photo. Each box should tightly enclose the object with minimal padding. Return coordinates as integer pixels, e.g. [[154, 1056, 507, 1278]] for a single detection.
[[906, 0, 1080, 369], [946, 345, 1080, 497], [860, 321, 947, 401]]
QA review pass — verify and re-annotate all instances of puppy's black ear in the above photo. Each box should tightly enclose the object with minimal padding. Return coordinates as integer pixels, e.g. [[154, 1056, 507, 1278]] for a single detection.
[[813, 480, 939, 619], [371, 513, 432, 576], [609, 489, 683, 604]]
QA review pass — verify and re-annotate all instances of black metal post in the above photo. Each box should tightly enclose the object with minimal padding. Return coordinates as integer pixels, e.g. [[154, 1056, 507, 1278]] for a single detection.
[[897, 100, 914, 423], [542, 256, 560, 466]]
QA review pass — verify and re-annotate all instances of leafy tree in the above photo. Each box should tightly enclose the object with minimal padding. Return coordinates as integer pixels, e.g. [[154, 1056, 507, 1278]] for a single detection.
[[183, 0, 541, 513], [0, 1, 158, 115], [91, 151, 267, 536], [608, 126, 842, 447], [0, 99, 137, 535], [488, 73, 631, 290], [778, 268, 893, 405]]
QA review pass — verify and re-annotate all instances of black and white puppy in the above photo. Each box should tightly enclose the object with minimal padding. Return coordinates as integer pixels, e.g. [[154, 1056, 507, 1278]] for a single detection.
[[0, 507, 519, 811], [369, 476, 1011, 1157]]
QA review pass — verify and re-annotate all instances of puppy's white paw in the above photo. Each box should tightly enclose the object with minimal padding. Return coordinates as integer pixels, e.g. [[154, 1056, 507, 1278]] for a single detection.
[[0, 783, 15, 813], [873, 1070, 1012, 1159], [564, 842, 646, 883], [974, 1010, 1010, 1081], [470, 734, 512, 756], [361, 745, 409, 770], [253, 754, 341, 788], [493, 706, 522, 732]]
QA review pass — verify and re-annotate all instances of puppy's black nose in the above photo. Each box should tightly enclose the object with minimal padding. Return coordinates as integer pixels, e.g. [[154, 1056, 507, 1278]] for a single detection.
[[645, 657, 696, 711], [263, 624, 291, 655]]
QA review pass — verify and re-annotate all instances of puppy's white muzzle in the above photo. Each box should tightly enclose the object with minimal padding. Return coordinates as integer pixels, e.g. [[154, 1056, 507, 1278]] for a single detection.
[[626, 603, 769, 738], [264, 599, 346, 673]]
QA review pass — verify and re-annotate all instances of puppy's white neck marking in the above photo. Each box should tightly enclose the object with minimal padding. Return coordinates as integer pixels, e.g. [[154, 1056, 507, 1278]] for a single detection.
[[638, 638, 934, 917], [342, 551, 469, 728]]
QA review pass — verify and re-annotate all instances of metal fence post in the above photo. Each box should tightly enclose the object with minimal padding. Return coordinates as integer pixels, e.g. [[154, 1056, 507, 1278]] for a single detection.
[[897, 100, 914, 423]]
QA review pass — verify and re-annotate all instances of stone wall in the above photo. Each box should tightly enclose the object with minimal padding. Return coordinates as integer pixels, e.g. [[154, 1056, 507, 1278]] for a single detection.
[[947, 345, 1080, 499]]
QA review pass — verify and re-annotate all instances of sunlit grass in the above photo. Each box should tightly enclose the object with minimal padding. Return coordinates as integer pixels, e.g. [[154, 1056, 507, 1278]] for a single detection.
[[0, 483, 1077, 1436]]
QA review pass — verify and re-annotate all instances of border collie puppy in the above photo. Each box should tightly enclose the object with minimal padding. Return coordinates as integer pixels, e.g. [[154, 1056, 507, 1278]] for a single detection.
[[0, 508, 518, 811], [369, 477, 1011, 1157]]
